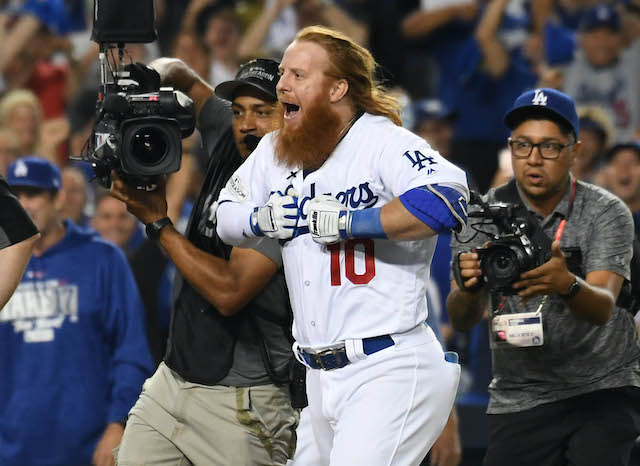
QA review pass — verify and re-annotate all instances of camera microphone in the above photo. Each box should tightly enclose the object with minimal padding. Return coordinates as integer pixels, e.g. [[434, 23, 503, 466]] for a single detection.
[[243, 135, 261, 152]]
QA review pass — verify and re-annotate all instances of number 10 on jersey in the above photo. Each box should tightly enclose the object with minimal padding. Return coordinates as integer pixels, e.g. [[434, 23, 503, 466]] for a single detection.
[[328, 239, 376, 286]]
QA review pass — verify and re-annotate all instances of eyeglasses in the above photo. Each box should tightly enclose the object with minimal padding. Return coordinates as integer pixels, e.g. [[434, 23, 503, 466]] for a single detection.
[[508, 138, 574, 159]]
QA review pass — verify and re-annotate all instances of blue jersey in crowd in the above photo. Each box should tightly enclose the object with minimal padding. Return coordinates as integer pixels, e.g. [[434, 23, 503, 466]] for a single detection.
[[0, 220, 154, 465]]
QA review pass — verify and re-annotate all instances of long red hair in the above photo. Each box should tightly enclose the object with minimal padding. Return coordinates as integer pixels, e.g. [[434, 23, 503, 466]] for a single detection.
[[295, 26, 402, 126]]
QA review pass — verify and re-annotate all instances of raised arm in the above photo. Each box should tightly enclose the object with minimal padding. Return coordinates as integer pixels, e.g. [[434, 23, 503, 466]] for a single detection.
[[402, 3, 477, 39], [238, 0, 294, 58], [474, 0, 510, 78]]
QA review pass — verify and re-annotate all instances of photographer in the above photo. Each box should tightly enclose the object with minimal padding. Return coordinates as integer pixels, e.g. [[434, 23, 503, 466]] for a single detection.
[[448, 88, 640, 465], [0, 174, 39, 310], [111, 58, 299, 465]]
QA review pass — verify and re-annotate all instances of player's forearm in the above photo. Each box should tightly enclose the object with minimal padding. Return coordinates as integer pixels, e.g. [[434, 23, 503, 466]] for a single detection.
[[380, 198, 438, 240], [446, 286, 485, 332], [158, 226, 254, 316], [0, 233, 39, 310], [216, 202, 263, 248]]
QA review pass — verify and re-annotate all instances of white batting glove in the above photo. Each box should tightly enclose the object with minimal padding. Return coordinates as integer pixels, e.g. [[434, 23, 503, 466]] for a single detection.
[[307, 195, 350, 245], [251, 189, 300, 240]]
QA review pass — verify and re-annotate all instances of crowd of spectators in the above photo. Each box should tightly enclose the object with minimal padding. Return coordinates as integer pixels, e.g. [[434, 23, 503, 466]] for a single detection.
[[0, 0, 638, 463]]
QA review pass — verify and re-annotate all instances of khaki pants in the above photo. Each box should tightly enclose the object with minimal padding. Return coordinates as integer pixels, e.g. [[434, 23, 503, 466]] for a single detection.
[[115, 363, 298, 466]]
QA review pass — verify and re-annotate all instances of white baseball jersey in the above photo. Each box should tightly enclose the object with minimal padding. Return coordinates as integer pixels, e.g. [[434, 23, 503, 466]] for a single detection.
[[217, 113, 468, 348]]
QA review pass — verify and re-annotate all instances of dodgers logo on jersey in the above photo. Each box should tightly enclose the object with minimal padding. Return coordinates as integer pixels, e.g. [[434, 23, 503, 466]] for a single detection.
[[404, 150, 437, 174], [1, 280, 79, 343], [296, 182, 380, 220]]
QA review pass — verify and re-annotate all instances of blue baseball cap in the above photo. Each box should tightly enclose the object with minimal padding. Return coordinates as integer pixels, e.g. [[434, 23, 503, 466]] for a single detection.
[[7, 157, 62, 192], [579, 4, 621, 32], [504, 88, 579, 138]]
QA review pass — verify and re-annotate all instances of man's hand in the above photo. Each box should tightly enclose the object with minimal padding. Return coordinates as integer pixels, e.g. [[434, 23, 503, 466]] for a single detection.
[[251, 189, 300, 240], [307, 195, 348, 245], [92, 422, 124, 466], [513, 241, 575, 301], [148, 58, 199, 94], [109, 171, 168, 225], [455, 250, 484, 291]]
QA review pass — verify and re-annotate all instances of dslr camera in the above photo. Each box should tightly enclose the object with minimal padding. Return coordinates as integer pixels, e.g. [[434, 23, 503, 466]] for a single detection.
[[465, 193, 551, 294], [81, 0, 195, 188]]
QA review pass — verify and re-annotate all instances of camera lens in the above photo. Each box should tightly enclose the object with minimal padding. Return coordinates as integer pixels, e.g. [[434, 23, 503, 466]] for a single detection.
[[482, 245, 521, 291], [130, 127, 168, 166], [491, 250, 518, 279]]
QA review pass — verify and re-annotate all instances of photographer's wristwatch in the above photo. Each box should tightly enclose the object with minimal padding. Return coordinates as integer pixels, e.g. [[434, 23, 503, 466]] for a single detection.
[[563, 277, 581, 300], [146, 217, 173, 241]]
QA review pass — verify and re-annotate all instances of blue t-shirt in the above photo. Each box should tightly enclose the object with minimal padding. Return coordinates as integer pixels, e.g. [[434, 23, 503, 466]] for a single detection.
[[0, 221, 153, 465]]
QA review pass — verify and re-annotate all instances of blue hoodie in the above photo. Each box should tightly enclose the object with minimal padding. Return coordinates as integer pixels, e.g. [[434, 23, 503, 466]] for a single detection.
[[0, 220, 154, 465]]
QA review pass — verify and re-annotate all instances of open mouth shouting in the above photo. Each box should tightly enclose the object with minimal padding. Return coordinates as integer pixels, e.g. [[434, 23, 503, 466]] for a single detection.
[[282, 102, 300, 121]]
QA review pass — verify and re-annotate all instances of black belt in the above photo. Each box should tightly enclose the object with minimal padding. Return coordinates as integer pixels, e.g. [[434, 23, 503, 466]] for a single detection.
[[299, 335, 394, 370]]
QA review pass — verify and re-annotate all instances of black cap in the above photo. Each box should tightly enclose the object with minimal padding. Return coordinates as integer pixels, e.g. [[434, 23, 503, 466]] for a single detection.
[[215, 59, 280, 102]]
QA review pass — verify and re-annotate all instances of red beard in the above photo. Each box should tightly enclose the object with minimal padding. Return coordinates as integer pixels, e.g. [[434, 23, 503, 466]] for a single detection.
[[274, 92, 344, 170]]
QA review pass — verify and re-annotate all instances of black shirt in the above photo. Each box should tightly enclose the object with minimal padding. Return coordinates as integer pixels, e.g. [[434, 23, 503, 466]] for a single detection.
[[164, 97, 292, 386], [0, 175, 39, 250]]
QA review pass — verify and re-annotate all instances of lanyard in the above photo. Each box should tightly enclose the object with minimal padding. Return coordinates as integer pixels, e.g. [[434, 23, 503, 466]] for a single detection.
[[554, 178, 577, 242]]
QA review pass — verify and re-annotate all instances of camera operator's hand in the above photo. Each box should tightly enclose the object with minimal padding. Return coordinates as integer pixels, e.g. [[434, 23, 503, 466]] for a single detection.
[[109, 171, 168, 225], [148, 58, 199, 94], [455, 250, 484, 292], [148, 57, 213, 121], [513, 241, 575, 302]]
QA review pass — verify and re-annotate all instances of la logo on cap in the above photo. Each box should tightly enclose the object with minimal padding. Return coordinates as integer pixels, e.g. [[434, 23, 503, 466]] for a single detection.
[[532, 89, 547, 106], [14, 160, 28, 177]]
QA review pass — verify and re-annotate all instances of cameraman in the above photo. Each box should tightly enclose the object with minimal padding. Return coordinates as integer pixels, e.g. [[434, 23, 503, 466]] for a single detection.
[[110, 58, 299, 465], [448, 88, 640, 466], [0, 174, 39, 310]]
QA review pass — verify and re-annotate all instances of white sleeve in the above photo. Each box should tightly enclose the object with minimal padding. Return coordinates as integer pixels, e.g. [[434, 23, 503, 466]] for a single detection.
[[216, 136, 273, 247], [378, 130, 470, 200]]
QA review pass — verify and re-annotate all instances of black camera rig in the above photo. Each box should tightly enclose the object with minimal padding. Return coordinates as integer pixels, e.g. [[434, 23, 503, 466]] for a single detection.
[[460, 190, 551, 295], [76, 1, 196, 189]]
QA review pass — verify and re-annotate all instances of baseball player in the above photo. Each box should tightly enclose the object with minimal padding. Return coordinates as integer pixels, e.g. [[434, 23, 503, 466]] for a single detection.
[[216, 26, 467, 465]]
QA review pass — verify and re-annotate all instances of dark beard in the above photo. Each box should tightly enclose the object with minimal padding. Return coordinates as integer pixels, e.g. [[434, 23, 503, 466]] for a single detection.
[[274, 94, 344, 170]]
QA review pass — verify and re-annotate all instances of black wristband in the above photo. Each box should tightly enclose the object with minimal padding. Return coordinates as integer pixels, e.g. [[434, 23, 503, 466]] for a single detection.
[[145, 217, 173, 241], [563, 277, 581, 299]]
